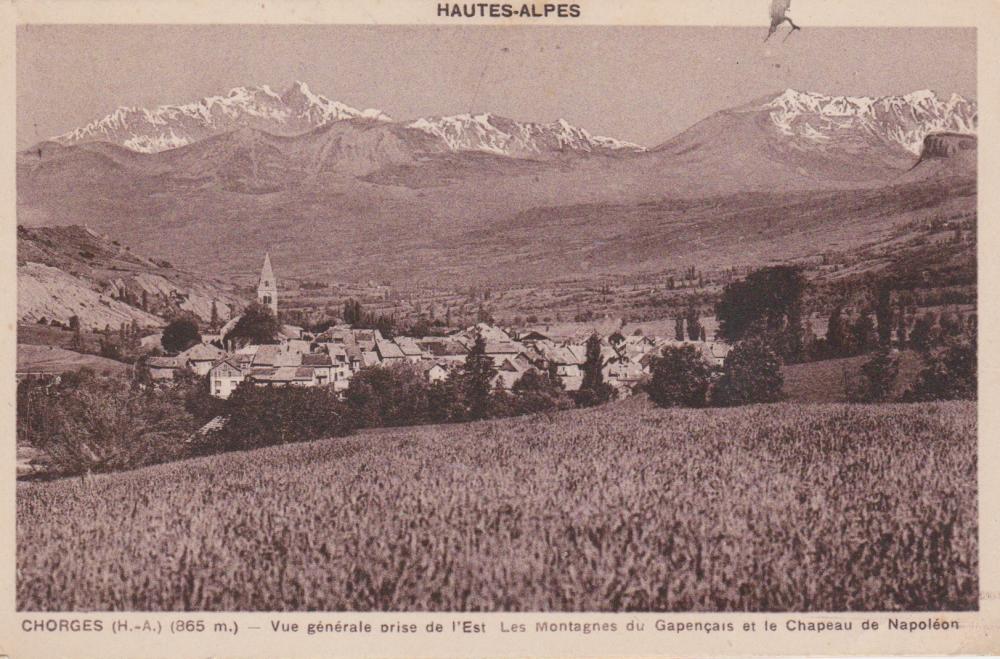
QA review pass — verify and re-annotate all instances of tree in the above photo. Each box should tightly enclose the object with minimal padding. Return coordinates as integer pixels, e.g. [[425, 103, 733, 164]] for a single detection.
[[209, 300, 220, 330], [910, 312, 936, 354], [225, 302, 280, 347], [647, 345, 712, 408], [511, 368, 573, 415], [712, 338, 784, 407], [848, 348, 900, 403], [576, 333, 615, 407], [343, 299, 364, 326], [459, 333, 497, 421], [686, 304, 702, 341], [904, 339, 977, 402], [674, 316, 685, 342], [427, 377, 464, 423], [69, 318, 84, 352], [826, 304, 851, 357], [875, 284, 893, 347], [939, 311, 963, 338], [851, 310, 877, 354], [99, 337, 122, 360], [715, 265, 806, 360], [161, 318, 201, 354], [344, 363, 431, 428], [487, 381, 515, 418], [895, 309, 908, 348]]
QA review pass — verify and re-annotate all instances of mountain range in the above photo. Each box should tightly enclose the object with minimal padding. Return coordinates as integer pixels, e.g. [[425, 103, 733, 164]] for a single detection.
[[19, 83, 977, 286]]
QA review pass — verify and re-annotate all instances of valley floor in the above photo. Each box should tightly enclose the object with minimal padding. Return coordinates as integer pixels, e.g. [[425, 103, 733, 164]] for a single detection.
[[17, 398, 977, 612]]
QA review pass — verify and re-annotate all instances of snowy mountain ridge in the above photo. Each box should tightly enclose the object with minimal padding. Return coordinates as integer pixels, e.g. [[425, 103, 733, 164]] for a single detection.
[[407, 113, 645, 157], [54, 81, 392, 154], [761, 88, 977, 155]]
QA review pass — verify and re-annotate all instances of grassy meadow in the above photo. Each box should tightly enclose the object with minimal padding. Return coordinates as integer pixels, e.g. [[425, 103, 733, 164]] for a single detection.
[[17, 398, 977, 612]]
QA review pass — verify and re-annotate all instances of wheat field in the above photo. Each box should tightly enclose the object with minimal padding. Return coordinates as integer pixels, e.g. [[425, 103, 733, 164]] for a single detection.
[[17, 399, 977, 611]]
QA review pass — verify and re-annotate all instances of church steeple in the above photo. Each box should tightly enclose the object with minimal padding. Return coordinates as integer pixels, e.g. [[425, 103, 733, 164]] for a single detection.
[[257, 252, 278, 316]]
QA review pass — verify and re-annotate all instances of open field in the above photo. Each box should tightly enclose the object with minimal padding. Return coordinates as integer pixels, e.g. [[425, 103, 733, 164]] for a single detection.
[[17, 398, 976, 612], [781, 352, 925, 404], [16, 343, 129, 376]]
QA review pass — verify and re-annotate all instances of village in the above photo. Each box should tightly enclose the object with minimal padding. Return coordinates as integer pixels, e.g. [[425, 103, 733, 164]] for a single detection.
[[146, 255, 732, 399]]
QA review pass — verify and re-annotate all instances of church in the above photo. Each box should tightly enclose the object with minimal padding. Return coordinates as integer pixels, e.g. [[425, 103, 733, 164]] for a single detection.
[[257, 252, 278, 315]]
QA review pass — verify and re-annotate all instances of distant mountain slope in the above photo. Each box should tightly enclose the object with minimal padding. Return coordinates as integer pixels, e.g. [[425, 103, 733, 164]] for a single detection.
[[17, 88, 977, 286], [17, 226, 244, 330], [652, 89, 977, 184]]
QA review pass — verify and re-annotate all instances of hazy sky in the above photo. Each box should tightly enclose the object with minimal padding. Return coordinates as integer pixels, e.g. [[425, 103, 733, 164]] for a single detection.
[[17, 25, 976, 149]]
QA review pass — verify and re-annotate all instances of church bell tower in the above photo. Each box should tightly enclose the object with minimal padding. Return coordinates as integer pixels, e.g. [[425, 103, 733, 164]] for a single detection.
[[257, 252, 278, 316]]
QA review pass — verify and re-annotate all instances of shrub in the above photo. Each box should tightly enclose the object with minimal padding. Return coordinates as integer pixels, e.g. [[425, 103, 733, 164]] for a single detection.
[[847, 348, 900, 403], [214, 383, 353, 451], [20, 374, 194, 476], [713, 338, 784, 406], [647, 345, 712, 408]]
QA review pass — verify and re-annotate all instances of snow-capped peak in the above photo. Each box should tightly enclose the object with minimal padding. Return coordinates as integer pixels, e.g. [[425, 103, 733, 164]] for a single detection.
[[762, 88, 977, 155], [407, 112, 644, 157], [54, 82, 393, 153]]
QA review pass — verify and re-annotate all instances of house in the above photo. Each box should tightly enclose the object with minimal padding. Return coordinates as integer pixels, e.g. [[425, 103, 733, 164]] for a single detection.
[[284, 339, 312, 356], [394, 336, 425, 363], [539, 344, 585, 391], [344, 345, 365, 372], [417, 338, 467, 364], [353, 329, 382, 352], [517, 330, 550, 344], [701, 341, 732, 367], [603, 356, 644, 393], [484, 341, 523, 359], [492, 356, 530, 390], [250, 365, 314, 386], [375, 339, 406, 364], [301, 353, 333, 386], [421, 361, 450, 384], [209, 358, 246, 399], [361, 350, 381, 368], [251, 344, 282, 367], [179, 343, 227, 376], [147, 355, 186, 381]]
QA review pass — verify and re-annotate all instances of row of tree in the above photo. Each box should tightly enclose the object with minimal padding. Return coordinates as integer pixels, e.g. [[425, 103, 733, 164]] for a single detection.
[[712, 265, 975, 364], [646, 339, 784, 409]]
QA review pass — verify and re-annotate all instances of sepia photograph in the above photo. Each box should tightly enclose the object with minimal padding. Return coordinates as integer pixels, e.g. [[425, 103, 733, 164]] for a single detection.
[[14, 17, 978, 615]]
